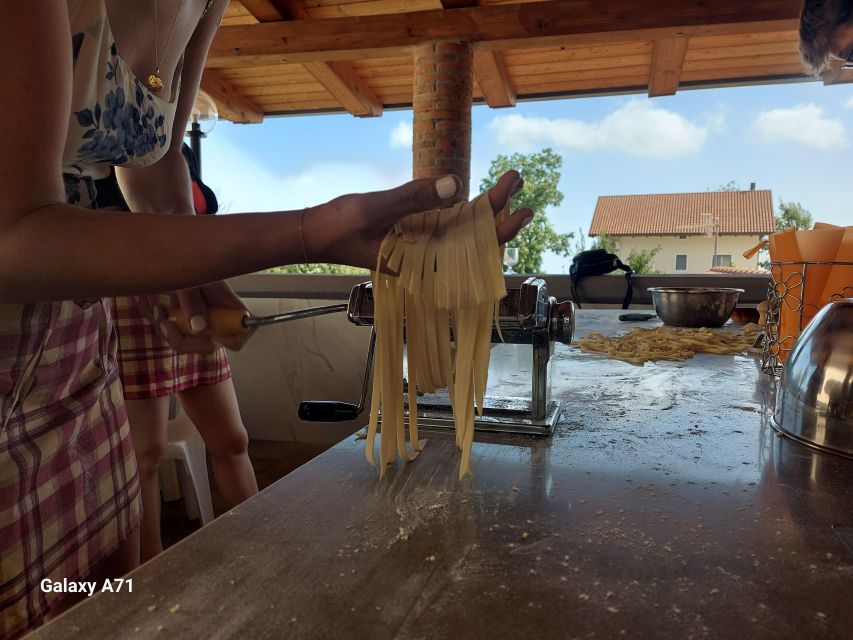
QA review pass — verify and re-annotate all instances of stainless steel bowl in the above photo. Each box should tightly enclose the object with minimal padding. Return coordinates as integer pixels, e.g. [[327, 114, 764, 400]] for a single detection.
[[646, 287, 744, 328], [773, 299, 853, 459]]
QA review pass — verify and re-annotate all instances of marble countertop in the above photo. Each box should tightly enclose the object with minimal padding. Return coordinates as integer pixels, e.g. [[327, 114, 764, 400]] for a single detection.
[[32, 311, 853, 639]]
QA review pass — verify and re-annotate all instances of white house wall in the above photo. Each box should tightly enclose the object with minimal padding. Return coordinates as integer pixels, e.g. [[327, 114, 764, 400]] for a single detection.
[[612, 235, 764, 273]]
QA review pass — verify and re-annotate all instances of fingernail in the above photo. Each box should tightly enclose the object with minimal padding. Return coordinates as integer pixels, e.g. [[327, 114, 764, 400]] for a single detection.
[[522, 214, 535, 228], [512, 177, 524, 195], [152, 306, 160, 321], [435, 176, 458, 199], [190, 315, 207, 333], [158, 321, 169, 339]]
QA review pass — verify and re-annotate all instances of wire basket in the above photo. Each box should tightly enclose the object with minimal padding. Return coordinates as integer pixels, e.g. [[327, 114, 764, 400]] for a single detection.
[[762, 260, 853, 376]]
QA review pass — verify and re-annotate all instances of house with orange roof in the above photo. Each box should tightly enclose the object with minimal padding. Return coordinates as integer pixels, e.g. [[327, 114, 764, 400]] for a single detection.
[[589, 187, 776, 274]]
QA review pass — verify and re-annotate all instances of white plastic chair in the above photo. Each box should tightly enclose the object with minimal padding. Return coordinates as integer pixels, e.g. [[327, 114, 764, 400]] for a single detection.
[[162, 404, 215, 526]]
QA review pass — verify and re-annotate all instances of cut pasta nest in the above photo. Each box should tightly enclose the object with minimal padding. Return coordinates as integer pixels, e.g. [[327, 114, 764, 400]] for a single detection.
[[574, 323, 762, 365]]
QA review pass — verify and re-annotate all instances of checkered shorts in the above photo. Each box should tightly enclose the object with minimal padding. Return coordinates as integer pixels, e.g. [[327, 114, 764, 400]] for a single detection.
[[0, 299, 140, 638], [109, 296, 231, 400]]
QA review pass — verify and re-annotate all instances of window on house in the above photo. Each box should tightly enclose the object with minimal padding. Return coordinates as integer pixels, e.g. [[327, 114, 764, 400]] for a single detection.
[[678, 234, 688, 239], [713, 254, 733, 267], [675, 254, 687, 271]]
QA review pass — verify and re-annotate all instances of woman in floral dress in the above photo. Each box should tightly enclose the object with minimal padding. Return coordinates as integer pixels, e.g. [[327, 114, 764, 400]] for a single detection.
[[0, 1, 532, 637]]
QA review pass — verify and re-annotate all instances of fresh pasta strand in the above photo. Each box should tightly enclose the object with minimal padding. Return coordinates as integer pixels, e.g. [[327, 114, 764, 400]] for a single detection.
[[369, 193, 508, 479]]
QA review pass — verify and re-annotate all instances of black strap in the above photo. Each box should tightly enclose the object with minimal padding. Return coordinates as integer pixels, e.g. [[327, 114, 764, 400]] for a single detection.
[[614, 259, 633, 309]]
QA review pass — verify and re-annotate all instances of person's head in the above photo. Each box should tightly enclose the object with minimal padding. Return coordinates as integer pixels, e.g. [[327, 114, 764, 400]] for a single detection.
[[800, 0, 853, 75]]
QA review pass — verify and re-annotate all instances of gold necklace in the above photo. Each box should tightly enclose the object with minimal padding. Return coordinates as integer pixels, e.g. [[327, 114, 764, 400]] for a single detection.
[[146, 0, 186, 93]]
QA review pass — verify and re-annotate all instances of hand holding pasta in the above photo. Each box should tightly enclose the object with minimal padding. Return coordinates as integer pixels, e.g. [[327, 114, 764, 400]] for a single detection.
[[301, 171, 533, 272], [365, 172, 531, 479]]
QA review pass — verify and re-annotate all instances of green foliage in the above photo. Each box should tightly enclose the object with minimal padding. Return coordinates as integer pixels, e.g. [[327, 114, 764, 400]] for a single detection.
[[713, 180, 742, 192], [266, 264, 369, 275], [479, 148, 572, 273], [571, 227, 588, 255], [775, 200, 813, 231], [625, 247, 662, 274], [591, 231, 618, 254]]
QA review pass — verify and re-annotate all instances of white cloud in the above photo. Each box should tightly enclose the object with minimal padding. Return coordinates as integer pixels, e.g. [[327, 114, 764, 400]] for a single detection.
[[202, 135, 410, 214], [390, 120, 413, 149], [751, 103, 846, 150], [703, 104, 729, 135], [844, 96, 853, 110], [487, 101, 709, 158]]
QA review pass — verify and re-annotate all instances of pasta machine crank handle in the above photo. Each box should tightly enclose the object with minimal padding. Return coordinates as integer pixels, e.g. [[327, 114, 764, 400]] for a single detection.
[[298, 328, 376, 422], [169, 303, 349, 338]]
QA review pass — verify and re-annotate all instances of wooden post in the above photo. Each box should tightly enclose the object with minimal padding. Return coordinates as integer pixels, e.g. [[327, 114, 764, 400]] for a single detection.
[[412, 41, 473, 200]]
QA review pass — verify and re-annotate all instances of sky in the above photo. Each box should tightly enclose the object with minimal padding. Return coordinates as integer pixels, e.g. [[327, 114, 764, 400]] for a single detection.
[[200, 79, 852, 273]]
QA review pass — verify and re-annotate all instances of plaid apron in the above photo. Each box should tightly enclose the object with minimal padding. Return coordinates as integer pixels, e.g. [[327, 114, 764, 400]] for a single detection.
[[0, 293, 140, 639], [1, 0, 187, 634], [110, 296, 231, 400]]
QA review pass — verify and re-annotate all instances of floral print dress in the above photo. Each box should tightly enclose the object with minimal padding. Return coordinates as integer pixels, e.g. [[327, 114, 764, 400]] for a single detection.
[[0, 1, 188, 635]]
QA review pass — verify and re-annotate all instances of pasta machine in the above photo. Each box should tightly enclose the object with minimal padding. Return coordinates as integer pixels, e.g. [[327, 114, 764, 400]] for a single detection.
[[299, 277, 574, 436]]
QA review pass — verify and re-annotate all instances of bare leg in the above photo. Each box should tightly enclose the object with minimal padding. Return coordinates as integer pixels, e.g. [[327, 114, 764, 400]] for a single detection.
[[125, 396, 171, 561], [179, 379, 258, 507], [46, 527, 140, 619]]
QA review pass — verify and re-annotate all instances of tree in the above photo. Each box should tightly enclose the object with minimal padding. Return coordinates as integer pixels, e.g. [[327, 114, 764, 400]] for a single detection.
[[625, 247, 662, 274], [775, 200, 813, 230], [479, 148, 572, 273], [266, 263, 368, 275], [591, 231, 618, 254], [712, 180, 742, 192]]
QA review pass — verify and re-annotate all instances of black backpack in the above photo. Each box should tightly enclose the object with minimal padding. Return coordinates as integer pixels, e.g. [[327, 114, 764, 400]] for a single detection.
[[569, 249, 634, 309]]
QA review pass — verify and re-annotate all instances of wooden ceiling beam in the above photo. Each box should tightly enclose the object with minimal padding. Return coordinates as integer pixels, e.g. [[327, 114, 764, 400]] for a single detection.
[[200, 69, 265, 123], [301, 60, 383, 116], [248, 0, 384, 116], [441, 1, 515, 108], [474, 50, 516, 107], [648, 36, 690, 96], [208, 0, 802, 67], [822, 67, 853, 85], [238, 0, 287, 22]]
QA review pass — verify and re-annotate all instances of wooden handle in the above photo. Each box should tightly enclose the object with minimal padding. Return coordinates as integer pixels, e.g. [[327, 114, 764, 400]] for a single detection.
[[742, 239, 768, 260], [168, 307, 251, 338]]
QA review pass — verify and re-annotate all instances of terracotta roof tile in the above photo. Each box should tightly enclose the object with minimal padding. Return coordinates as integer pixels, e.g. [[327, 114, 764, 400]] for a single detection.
[[707, 265, 771, 275], [589, 190, 776, 236]]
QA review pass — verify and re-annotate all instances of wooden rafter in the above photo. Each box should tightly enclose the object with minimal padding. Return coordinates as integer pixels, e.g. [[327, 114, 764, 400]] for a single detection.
[[473, 50, 516, 107], [301, 60, 383, 116], [201, 69, 264, 123], [208, 0, 802, 67], [442, 0, 516, 108], [822, 67, 853, 85], [648, 36, 690, 96], [241, 0, 382, 116]]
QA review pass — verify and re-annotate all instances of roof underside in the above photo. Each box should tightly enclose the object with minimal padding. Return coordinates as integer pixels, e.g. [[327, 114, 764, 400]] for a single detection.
[[589, 190, 777, 236], [202, 0, 853, 123]]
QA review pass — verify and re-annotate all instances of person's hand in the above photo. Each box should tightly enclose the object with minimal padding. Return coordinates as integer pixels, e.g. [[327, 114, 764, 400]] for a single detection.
[[134, 281, 255, 354], [302, 170, 533, 270]]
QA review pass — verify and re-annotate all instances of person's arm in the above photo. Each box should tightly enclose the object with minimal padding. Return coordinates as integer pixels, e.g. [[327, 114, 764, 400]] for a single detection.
[[112, 2, 245, 349], [0, 4, 532, 307], [114, 0, 228, 215]]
